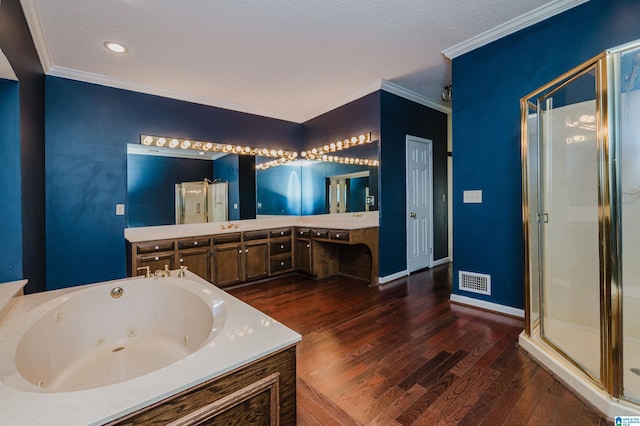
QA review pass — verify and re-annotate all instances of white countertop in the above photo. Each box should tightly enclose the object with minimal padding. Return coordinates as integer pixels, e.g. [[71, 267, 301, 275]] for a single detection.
[[0, 272, 301, 425], [125, 211, 379, 242]]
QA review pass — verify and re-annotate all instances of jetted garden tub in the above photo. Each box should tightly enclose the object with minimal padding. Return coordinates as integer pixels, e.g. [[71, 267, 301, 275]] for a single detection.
[[0, 271, 300, 425]]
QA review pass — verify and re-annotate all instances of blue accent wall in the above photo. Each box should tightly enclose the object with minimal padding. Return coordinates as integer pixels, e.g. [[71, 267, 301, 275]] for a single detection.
[[452, 0, 640, 309], [0, 0, 46, 293], [127, 154, 214, 227], [45, 76, 298, 290], [256, 165, 302, 215], [0, 78, 22, 282], [379, 91, 449, 276]]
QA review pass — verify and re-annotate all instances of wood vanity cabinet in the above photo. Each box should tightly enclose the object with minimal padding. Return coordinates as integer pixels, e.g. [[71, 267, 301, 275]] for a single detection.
[[212, 234, 243, 287], [269, 228, 293, 276], [132, 240, 176, 275], [128, 225, 378, 286], [295, 228, 313, 275], [177, 237, 211, 280], [243, 231, 269, 282]]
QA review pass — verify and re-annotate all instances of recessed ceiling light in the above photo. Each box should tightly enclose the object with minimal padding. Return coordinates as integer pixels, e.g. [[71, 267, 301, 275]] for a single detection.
[[103, 41, 128, 54]]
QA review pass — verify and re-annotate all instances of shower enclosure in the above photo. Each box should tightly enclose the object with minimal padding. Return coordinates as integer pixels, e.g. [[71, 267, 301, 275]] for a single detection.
[[520, 39, 640, 417]]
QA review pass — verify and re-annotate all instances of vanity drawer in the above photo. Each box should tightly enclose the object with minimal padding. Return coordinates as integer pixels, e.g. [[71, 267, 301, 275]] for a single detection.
[[270, 256, 292, 273], [244, 230, 269, 241], [330, 231, 350, 241], [269, 228, 291, 238], [296, 228, 312, 238], [270, 240, 292, 255], [213, 233, 242, 244], [312, 229, 330, 239], [136, 240, 175, 254], [177, 237, 211, 249]]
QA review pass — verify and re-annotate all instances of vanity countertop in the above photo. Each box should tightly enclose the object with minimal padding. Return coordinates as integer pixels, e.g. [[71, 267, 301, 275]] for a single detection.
[[125, 211, 378, 242]]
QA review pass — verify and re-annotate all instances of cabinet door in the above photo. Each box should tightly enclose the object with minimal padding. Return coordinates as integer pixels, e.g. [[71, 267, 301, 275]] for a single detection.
[[296, 239, 313, 275], [245, 241, 268, 281], [178, 248, 210, 281], [213, 244, 243, 287], [136, 252, 175, 275]]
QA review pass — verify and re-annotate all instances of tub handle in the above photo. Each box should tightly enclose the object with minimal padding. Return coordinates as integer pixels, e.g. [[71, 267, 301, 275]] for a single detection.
[[136, 266, 151, 278]]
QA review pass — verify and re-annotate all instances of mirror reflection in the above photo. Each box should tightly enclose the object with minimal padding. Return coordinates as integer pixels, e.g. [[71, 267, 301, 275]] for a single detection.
[[126, 140, 378, 227]]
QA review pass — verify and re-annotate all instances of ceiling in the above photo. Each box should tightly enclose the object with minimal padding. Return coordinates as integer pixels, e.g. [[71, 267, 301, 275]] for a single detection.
[[18, 0, 586, 123]]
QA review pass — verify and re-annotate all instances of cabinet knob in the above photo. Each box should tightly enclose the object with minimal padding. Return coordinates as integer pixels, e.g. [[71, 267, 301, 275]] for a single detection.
[[154, 245, 159, 250], [280, 245, 284, 249], [245, 249, 249, 253], [317, 233, 320, 236], [154, 256, 159, 261], [180, 258, 184, 263], [194, 241, 198, 246], [238, 250, 242, 253], [280, 231, 284, 235], [280, 261, 285, 266], [336, 234, 340, 238], [307, 244, 310, 248]]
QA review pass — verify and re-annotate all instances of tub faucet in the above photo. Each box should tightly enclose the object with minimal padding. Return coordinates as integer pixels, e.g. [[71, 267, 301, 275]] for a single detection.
[[137, 266, 152, 278], [154, 265, 171, 278]]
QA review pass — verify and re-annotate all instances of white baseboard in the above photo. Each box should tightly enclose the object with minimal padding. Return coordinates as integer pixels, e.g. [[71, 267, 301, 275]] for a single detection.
[[449, 294, 525, 318], [431, 257, 451, 267], [378, 270, 409, 285]]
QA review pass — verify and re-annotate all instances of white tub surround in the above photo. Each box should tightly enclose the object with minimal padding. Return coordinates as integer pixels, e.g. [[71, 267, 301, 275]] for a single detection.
[[124, 211, 379, 242], [0, 272, 301, 425], [0, 280, 26, 326]]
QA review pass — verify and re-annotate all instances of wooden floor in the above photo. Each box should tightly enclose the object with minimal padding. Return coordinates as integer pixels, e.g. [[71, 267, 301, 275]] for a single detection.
[[229, 265, 612, 425]]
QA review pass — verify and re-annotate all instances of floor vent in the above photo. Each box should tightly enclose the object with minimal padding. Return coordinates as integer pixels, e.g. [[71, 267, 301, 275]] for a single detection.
[[459, 271, 491, 295]]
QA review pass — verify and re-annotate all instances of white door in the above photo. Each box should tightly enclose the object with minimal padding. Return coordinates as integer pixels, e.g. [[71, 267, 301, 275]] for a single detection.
[[406, 136, 433, 272]]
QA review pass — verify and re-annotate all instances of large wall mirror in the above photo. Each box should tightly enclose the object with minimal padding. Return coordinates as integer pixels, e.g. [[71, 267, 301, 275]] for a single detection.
[[126, 139, 379, 227]]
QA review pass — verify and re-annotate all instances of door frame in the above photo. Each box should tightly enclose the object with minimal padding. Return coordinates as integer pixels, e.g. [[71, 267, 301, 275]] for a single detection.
[[405, 135, 434, 272]]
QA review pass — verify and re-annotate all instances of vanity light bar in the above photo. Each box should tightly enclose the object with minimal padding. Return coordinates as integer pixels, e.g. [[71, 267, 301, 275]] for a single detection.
[[140, 135, 298, 160], [302, 154, 379, 167], [300, 133, 372, 159]]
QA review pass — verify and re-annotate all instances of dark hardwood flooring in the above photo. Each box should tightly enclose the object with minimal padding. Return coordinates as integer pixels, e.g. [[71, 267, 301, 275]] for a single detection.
[[229, 265, 612, 425]]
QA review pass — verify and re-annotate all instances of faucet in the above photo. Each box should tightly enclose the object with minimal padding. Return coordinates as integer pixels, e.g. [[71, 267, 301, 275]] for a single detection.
[[154, 265, 171, 278], [137, 266, 152, 278], [178, 265, 188, 278]]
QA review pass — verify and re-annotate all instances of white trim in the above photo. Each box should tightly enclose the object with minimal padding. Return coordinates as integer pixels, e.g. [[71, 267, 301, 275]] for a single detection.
[[449, 294, 525, 318], [431, 257, 451, 267], [381, 80, 451, 114], [47, 65, 297, 123], [442, 0, 589, 59], [19, 0, 53, 72], [519, 331, 640, 418], [378, 270, 409, 285], [406, 136, 434, 272]]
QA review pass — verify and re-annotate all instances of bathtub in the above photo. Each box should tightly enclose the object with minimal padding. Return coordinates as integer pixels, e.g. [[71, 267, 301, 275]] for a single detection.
[[0, 271, 301, 425]]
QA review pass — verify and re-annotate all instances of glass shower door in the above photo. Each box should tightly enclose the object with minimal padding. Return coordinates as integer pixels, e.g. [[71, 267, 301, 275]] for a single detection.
[[538, 66, 602, 381]]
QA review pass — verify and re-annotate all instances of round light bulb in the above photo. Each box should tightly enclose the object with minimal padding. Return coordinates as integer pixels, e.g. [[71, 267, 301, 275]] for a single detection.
[[142, 136, 153, 145]]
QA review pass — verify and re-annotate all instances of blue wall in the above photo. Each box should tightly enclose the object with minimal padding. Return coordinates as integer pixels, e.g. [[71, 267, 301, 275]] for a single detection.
[[45, 77, 298, 290], [0, 78, 22, 282], [0, 0, 46, 294], [379, 91, 449, 276], [452, 0, 640, 309]]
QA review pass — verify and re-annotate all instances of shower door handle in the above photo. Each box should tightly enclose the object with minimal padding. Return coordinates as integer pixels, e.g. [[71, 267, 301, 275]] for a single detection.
[[410, 212, 416, 218], [539, 213, 549, 223]]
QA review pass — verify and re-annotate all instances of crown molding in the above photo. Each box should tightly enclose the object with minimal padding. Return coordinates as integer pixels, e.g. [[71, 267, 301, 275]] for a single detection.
[[442, 0, 589, 59], [47, 65, 298, 123], [381, 80, 451, 114], [19, 0, 53, 72]]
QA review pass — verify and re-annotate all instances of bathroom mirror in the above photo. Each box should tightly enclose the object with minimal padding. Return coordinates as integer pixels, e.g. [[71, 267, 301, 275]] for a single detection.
[[126, 140, 379, 227]]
